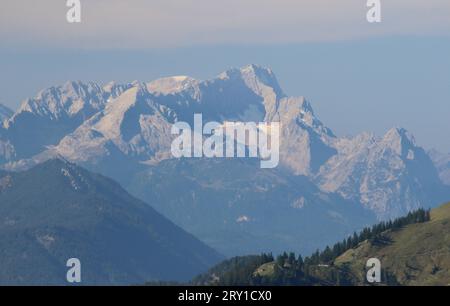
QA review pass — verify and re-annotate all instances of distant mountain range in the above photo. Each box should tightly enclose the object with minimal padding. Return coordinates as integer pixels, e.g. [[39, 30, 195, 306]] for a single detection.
[[0, 159, 222, 285], [0, 104, 13, 124], [0, 65, 449, 257], [429, 149, 450, 186]]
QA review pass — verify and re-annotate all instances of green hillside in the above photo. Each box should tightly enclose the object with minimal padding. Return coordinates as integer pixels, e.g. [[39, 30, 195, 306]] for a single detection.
[[192, 203, 450, 286], [334, 202, 450, 285]]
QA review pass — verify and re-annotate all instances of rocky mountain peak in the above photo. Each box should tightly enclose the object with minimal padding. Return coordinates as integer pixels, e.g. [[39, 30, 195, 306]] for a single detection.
[[381, 127, 417, 157]]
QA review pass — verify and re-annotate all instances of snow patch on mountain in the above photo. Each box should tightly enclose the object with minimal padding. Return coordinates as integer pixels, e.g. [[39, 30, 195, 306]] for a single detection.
[[147, 76, 199, 96]]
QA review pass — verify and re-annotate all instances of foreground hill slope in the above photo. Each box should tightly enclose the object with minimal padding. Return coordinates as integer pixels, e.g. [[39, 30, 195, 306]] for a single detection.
[[335, 202, 450, 285], [191, 203, 450, 286], [0, 159, 222, 285]]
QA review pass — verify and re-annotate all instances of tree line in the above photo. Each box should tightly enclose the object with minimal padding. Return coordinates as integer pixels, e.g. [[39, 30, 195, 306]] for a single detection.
[[194, 208, 430, 286]]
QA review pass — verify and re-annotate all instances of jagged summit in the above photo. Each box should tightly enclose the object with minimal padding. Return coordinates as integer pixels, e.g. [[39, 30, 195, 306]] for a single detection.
[[273, 96, 335, 138], [382, 127, 417, 157], [0, 65, 448, 222], [7, 81, 134, 124], [218, 64, 285, 101], [317, 126, 446, 219], [11, 81, 104, 121]]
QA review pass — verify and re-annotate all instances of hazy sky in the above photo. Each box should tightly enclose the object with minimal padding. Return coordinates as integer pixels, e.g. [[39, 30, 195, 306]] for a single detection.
[[0, 1, 449, 151], [2, 0, 450, 48]]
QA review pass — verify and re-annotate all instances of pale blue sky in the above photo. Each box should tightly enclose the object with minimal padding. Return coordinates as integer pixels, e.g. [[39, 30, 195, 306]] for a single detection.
[[0, 1, 449, 152]]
